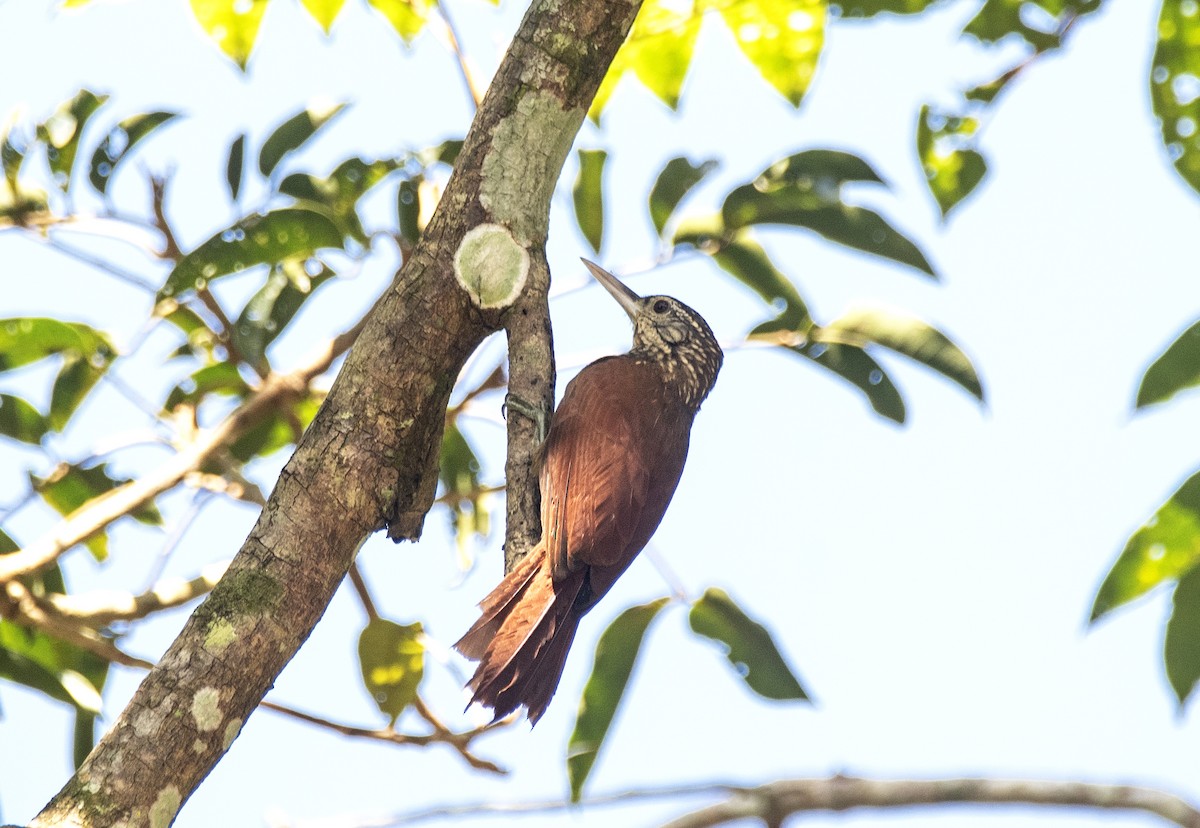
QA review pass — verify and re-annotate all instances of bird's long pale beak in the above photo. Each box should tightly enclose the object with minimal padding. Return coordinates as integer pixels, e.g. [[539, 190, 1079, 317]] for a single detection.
[[581, 258, 641, 322]]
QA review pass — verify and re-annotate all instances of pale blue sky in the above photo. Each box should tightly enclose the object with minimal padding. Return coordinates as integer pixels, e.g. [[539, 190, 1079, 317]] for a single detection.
[[1, 0, 1198, 826]]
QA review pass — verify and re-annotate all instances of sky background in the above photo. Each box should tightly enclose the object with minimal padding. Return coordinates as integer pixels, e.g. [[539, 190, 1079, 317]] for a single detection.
[[1, 0, 1199, 826]]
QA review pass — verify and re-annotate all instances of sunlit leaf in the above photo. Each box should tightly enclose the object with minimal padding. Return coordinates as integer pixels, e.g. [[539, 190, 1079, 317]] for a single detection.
[[0, 624, 106, 714], [163, 361, 251, 412], [36, 89, 108, 192], [368, 0, 433, 44], [88, 111, 179, 194], [568, 598, 670, 802], [724, 182, 935, 277], [1091, 470, 1200, 622], [591, 0, 702, 119], [259, 102, 348, 177], [229, 393, 321, 461], [31, 463, 162, 561], [159, 208, 343, 300], [190, 0, 270, 69], [0, 318, 114, 374], [917, 104, 987, 218], [689, 588, 810, 701], [649, 156, 718, 237], [301, 0, 346, 31], [715, 0, 825, 107], [440, 421, 491, 553], [358, 617, 424, 724], [279, 157, 400, 241], [963, 0, 1101, 49], [1150, 0, 1200, 195], [573, 149, 607, 254], [818, 307, 984, 402], [832, 0, 944, 17], [788, 340, 905, 423], [49, 354, 107, 431], [232, 261, 335, 372], [226, 133, 246, 201], [1136, 318, 1200, 409], [1166, 564, 1200, 705], [0, 394, 48, 445]]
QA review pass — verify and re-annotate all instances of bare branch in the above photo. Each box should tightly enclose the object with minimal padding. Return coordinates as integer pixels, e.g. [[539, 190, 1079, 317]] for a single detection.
[[45, 561, 230, 625], [0, 312, 369, 585]]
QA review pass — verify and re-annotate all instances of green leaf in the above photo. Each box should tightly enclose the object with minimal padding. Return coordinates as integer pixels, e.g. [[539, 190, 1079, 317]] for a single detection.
[[0, 394, 48, 444], [159, 208, 344, 300], [573, 149, 607, 254], [568, 598, 670, 802], [0, 318, 115, 374], [36, 89, 108, 192], [789, 340, 906, 423], [1166, 564, 1200, 705], [917, 104, 988, 218], [88, 111, 179, 194], [689, 588, 810, 701], [714, 0, 825, 107], [226, 133, 245, 201], [962, 0, 1101, 49], [439, 421, 490, 554], [49, 354, 107, 431], [591, 0, 702, 118], [31, 462, 162, 561], [818, 307, 984, 402], [232, 261, 335, 372], [0, 624, 107, 714], [649, 156, 718, 237], [368, 0, 433, 44], [190, 0, 269, 69], [301, 0, 346, 31], [832, 0, 944, 17], [229, 393, 321, 461], [258, 102, 348, 177], [755, 149, 885, 189], [1091, 469, 1200, 622], [1150, 0, 1200, 196], [397, 177, 421, 246], [709, 234, 811, 332], [278, 157, 400, 241], [358, 617, 424, 724], [2, 122, 26, 193], [723, 182, 936, 277], [163, 361, 251, 412], [1136, 318, 1200, 409]]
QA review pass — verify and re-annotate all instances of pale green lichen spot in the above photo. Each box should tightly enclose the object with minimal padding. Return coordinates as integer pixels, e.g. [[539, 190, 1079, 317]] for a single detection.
[[454, 224, 529, 309], [223, 717, 244, 751], [192, 687, 222, 732], [205, 617, 237, 655], [149, 786, 181, 828]]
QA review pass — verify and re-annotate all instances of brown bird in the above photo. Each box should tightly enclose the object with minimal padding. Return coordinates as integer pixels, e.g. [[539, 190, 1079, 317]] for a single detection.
[[455, 259, 723, 724]]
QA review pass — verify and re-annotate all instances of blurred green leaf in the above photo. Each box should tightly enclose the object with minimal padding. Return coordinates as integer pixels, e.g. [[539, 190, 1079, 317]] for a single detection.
[[0, 394, 48, 444], [0, 625, 106, 714], [710, 233, 811, 332], [88, 111, 179, 194], [31, 462, 162, 561], [232, 261, 335, 372], [229, 393, 321, 462], [397, 177, 421, 246], [440, 421, 491, 554], [832, 0, 943, 17], [259, 102, 347, 177], [0, 318, 114, 373], [358, 617, 424, 724], [917, 104, 987, 218], [190, 0, 269, 68], [1166, 564, 1200, 705], [573, 149, 607, 254], [279, 157, 400, 242], [568, 598, 669, 802], [1092, 470, 1200, 622], [368, 0, 433, 44], [724, 181, 935, 277], [2, 124, 26, 193], [301, 0, 346, 31], [1150, 0, 1200, 196], [1136, 318, 1200, 409], [649, 156, 718, 237], [226, 133, 246, 201], [49, 355, 106, 431], [818, 307, 984, 402], [36, 89, 108, 192], [716, 0, 825, 107], [689, 588, 810, 701], [591, 0, 702, 118], [790, 340, 905, 423], [756, 149, 885, 189], [160, 208, 343, 300], [164, 361, 251, 412], [963, 0, 1101, 50]]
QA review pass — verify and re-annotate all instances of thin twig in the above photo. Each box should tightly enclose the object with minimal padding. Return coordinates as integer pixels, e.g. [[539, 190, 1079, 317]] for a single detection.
[[347, 561, 379, 621], [48, 560, 229, 625], [35, 234, 158, 292], [437, 0, 485, 108]]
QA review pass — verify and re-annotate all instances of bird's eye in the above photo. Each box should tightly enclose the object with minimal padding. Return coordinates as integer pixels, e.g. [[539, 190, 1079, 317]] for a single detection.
[[653, 299, 670, 314]]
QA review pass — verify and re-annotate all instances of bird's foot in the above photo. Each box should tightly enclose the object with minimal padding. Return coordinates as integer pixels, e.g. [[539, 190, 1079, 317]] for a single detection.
[[503, 392, 550, 443]]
